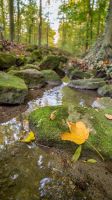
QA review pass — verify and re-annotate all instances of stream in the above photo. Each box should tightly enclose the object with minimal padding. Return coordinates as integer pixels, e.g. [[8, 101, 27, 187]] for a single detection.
[[0, 83, 99, 200]]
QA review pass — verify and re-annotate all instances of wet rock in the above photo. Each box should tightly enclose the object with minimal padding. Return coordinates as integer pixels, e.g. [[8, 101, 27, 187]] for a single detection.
[[92, 97, 112, 109], [41, 70, 62, 86], [68, 69, 91, 80], [29, 105, 112, 157], [0, 53, 16, 70], [0, 72, 28, 104], [97, 84, 112, 97], [69, 78, 106, 90], [8, 69, 45, 89]]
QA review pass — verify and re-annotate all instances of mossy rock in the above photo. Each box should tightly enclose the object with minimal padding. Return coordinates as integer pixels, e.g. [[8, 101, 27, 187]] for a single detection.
[[0, 53, 16, 69], [8, 69, 45, 89], [29, 106, 69, 146], [68, 69, 91, 80], [16, 55, 26, 66], [98, 84, 112, 97], [0, 72, 28, 104], [20, 64, 40, 71], [70, 106, 112, 158], [41, 70, 62, 86], [39, 55, 65, 70], [29, 105, 112, 158], [69, 78, 106, 90], [26, 45, 38, 52], [92, 97, 112, 109], [31, 49, 43, 61]]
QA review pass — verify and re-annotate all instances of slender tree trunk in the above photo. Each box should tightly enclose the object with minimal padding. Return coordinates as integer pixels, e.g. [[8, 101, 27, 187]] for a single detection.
[[90, 0, 94, 43], [38, 0, 42, 47], [17, 0, 20, 42], [46, 22, 49, 48], [103, 0, 112, 59], [1, 0, 6, 38], [9, 0, 15, 42]]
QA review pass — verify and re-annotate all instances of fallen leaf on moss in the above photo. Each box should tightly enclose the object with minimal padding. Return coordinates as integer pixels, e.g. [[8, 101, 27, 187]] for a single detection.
[[20, 131, 35, 143], [61, 121, 89, 145], [50, 110, 57, 120], [72, 145, 82, 162], [105, 114, 112, 120]]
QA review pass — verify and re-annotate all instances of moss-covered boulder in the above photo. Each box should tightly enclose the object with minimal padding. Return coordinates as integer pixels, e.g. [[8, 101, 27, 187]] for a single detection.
[[41, 70, 62, 86], [16, 55, 26, 66], [39, 55, 67, 70], [0, 72, 28, 104], [29, 105, 112, 157], [92, 97, 112, 109], [68, 69, 91, 80], [97, 84, 112, 97], [8, 69, 45, 89], [0, 53, 16, 70], [69, 78, 106, 90], [31, 49, 43, 61], [20, 64, 40, 71], [29, 106, 69, 145]]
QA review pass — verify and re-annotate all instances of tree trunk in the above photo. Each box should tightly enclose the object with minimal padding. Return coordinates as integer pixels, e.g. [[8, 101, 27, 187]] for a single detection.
[[84, 0, 112, 65], [103, 0, 112, 60], [17, 0, 20, 43], [9, 0, 15, 42], [38, 0, 42, 47], [1, 0, 6, 38]]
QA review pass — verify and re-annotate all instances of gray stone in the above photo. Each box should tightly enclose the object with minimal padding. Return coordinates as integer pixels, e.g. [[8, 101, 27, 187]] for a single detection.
[[41, 70, 62, 86], [69, 78, 105, 90], [8, 69, 45, 89], [0, 72, 28, 104], [98, 84, 112, 97], [92, 97, 112, 109]]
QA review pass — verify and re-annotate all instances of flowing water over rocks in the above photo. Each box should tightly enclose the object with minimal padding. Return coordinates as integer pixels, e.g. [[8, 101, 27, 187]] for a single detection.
[[0, 82, 112, 200]]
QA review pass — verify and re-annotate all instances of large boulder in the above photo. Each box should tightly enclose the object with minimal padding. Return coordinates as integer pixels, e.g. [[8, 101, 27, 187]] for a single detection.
[[0, 53, 16, 70], [41, 70, 62, 86], [39, 55, 67, 70], [0, 72, 28, 104], [92, 97, 112, 109], [68, 69, 91, 80], [20, 64, 40, 71], [8, 69, 45, 89], [98, 84, 112, 97], [29, 105, 112, 157], [69, 78, 106, 90]]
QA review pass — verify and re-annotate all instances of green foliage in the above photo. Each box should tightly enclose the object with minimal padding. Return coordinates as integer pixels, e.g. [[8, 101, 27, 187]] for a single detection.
[[58, 0, 109, 55]]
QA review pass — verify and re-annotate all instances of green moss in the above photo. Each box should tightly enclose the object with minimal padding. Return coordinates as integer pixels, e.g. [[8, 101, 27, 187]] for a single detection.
[[0, 72, 27, 90], [69, 70, 91, 80], [0, 53, 16, 69], [39, 55, 62, 70], [71, 106, 112, 157], [29, 106, 69, 145], [41, 70, 61, 82], [29, 105, 112, 157]]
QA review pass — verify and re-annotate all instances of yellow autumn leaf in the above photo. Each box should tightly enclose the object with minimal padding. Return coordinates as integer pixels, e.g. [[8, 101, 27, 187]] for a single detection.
[[20, 131, 35, 143], [61, 121, 89, 145]]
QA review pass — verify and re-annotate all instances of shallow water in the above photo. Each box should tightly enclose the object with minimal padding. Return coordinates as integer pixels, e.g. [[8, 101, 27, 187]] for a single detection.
[[0, 83, 97, 200]]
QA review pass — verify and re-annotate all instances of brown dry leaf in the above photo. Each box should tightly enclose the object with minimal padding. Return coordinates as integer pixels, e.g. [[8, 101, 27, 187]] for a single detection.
[[61, 121, 89, 145], [50, 110, 57, 120], [105, 114, 112, 120]]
